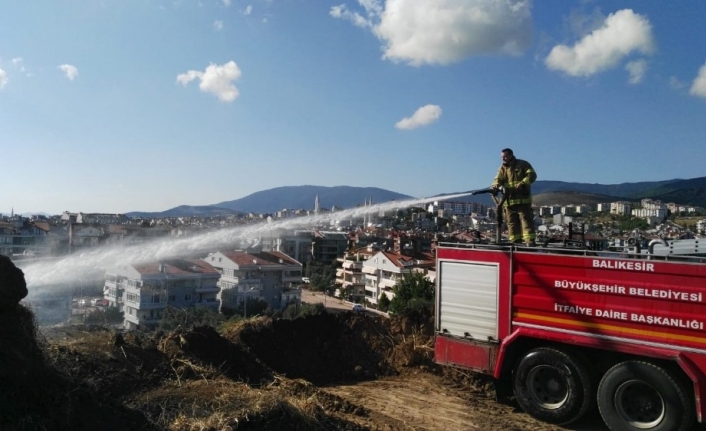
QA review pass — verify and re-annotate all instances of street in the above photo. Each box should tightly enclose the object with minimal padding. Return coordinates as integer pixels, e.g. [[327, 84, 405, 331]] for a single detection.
[[300, 289, 352, 312], [300, 289, 387, 317]]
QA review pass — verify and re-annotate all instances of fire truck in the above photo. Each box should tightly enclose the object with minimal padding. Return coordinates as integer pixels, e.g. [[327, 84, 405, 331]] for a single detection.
[[434, 239, 706, 431]]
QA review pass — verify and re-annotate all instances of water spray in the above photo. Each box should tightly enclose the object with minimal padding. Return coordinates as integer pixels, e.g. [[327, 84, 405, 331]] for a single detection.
[[21, 190, 480, 292]]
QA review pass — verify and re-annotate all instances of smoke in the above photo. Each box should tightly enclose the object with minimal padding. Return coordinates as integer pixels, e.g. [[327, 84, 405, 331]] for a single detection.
[[21, 192, 475, 295]]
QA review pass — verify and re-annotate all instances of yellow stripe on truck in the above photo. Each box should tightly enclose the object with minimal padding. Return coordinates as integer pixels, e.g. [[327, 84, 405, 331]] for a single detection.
[[514, 312, 706, 346]]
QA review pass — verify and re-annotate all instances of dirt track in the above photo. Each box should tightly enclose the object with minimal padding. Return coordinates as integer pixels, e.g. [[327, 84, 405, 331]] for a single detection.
[[323, 374, 607, 431], [325, 375, 492, 430]]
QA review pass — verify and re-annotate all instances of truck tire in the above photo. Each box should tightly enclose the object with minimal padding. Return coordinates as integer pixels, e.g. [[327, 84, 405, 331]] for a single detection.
[[597, 361, 694, 431], [513, 347, 593, 425]]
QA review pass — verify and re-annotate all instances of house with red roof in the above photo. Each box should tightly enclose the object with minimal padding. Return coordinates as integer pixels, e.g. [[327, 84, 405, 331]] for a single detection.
[[361, 249, 434, 306], [204, 250, 303, 314], [104, 258, 220, 330]]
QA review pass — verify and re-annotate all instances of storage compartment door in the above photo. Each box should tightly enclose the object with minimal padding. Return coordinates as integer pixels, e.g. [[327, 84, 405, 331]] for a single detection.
[[438, 261, 499, 341]]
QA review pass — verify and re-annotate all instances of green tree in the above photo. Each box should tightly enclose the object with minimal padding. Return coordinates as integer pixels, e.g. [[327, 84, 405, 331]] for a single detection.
[[305, 261, 337, 291], [242, 298, 269, 318], [84, 306, 124, 325], [616, 216, 649, 231], [282, 302, 325, 319], [388, 272, 434, 316], [338, 285, 352, 300], [158, 306, 225, 331], [378, 292, 391, 312]]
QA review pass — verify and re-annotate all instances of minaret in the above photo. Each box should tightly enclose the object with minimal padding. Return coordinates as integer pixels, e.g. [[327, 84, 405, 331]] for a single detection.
[[314, 193, 320, 215], [365, 197, 371, 226]]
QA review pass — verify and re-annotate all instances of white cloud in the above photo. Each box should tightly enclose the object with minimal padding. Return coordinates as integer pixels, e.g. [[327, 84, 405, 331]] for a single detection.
[[222, 0, 232, 6], [331, 0, 533, 66], [214, 20, 224, 31], [244, 5, 252, 15], [58, 64, 79, 81], [395, 104, 442, 130], [0, 68, 7, 89], [330, 4, 373, 29], [669, 76, 686, 90], [690, 61, 706, 99], [11, 57, 26, 72], [625, 59, 647, 84], [545, 9, 654, 77], [176, 61, 242, 102]]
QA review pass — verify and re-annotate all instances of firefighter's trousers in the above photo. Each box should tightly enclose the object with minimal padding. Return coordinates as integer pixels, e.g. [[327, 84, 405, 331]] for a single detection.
[[504, 203, 535, 244]]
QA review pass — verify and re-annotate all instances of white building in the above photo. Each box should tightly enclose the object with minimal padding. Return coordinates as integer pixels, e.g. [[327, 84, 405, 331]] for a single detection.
[[632, 208, 668, 220], [361, 250, 434, 306], [610, 201, 632, 216], [104, 258, 221, 330], [428, 200, 485, 216], [260, 229, 314, 263], [204, 250, 302, 314]]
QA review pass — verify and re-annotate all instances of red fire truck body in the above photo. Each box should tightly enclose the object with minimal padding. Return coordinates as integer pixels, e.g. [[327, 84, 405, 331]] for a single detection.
[[434, 243, 706, 431]]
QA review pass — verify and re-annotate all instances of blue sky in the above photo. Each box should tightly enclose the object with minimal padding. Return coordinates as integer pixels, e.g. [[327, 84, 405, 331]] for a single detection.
[[2, 0, 705, 215]]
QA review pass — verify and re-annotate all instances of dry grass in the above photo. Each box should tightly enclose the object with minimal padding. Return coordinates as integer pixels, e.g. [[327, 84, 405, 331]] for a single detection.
[[134, 376, 332, 431]]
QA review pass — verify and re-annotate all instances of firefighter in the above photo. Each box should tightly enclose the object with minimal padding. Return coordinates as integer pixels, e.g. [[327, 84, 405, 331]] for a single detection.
[[491, 148, 537, 246]]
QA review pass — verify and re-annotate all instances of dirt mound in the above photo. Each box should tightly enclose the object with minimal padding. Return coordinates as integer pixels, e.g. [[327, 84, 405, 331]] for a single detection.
[[157, 325, 273, 384], [4, 300, 440, 431], [1, 308, 154, 431], [222, 312, 437, 385]]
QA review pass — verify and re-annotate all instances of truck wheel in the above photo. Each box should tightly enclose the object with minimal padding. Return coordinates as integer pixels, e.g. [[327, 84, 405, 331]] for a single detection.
[[597, 361, 694, 431], [513, 347, 593, 425]]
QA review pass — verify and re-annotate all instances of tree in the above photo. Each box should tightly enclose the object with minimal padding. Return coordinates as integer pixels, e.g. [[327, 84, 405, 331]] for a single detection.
[[305, 261, 337, 291], [282, 302, 325, 319], [84, 306, 124, 325], [378, 292, 391, 312], [616, 215, 649, 231], [158, 306, 225, 331], [388, 272, 434, 316], [244, 298, 269, 318], [338, 285, 353, 301]]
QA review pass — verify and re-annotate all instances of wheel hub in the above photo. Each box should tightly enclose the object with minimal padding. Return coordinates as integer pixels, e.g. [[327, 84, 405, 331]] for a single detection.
[[615, 380, 665, 429], [527, 365, 569, 409]]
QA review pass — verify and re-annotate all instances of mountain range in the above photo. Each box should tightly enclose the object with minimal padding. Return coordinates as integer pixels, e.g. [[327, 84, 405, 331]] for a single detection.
[[126, 177, 706, 218]]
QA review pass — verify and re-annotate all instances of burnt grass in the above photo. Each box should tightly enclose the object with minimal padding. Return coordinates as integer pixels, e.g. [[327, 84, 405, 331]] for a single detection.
[[1, 306, 437, 431]]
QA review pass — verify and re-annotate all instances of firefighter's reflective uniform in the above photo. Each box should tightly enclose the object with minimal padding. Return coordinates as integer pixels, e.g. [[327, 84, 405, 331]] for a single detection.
[[492, 158, 537, 245]]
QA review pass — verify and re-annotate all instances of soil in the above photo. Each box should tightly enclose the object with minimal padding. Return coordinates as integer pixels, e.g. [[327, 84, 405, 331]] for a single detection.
[[2, 305, 614, 431]]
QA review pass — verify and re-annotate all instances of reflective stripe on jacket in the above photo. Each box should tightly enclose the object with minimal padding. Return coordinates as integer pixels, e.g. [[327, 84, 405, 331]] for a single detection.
[[492, 158, 537, 206]]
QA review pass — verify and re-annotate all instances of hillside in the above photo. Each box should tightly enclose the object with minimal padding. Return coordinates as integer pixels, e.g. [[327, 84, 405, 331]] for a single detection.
[[631, 177, 706, 208], [127, 205, 240, 218], [122, 177, 706, 218], [531, 179, 681, 197], [213, 185, 412, 214], [532, 191, 626, 207]]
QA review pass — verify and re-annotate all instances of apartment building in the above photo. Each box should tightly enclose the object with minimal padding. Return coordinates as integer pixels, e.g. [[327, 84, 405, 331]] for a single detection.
[[312, 230, 349, 264], [260, 229, 314, 263], [0, 217, 52, 256], [335, 248, 376, 301], [633, 199, 668, 220], [596, 203, 610, 212], [204, 250, 302, 314], [104, 258, 221, 330], [361, 250, 434, 306], [538, 206, 561, 216], [610, 201, 632, 216], [428, 200, 485, 216]]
